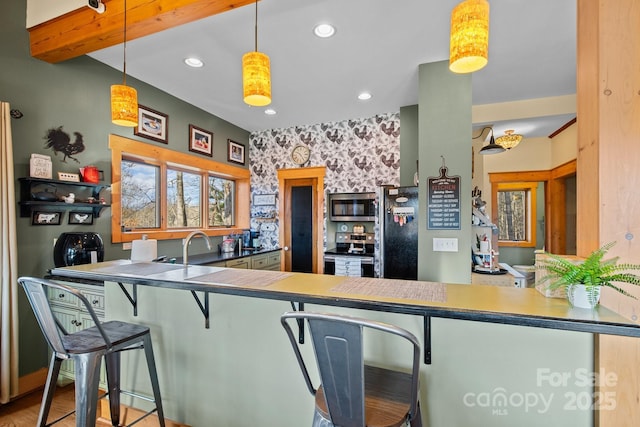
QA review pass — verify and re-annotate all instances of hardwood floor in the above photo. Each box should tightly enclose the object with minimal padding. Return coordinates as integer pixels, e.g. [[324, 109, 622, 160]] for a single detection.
[[0, 384, 167, 426]]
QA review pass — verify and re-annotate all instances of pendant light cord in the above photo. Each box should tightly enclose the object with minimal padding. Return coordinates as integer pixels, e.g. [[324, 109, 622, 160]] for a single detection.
[[254, 0, 258, 52], [122, 0, 128, 85]]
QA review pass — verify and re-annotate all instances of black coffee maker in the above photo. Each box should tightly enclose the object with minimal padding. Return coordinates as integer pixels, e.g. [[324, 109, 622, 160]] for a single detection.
[[54, 232, 104, 267]]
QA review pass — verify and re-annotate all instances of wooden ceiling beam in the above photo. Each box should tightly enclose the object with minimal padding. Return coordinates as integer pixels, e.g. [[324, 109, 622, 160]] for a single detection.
[[29, 0, 255, 63]]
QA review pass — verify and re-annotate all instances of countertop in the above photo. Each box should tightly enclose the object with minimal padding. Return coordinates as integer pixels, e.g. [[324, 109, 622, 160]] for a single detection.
[[50, 260, 640, 338], [174, 247, 281, 265]]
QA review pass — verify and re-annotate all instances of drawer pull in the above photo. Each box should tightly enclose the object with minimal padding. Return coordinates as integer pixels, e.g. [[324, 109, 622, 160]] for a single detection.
[[59, 293, 65, 298], [92, 300, 99, 305]]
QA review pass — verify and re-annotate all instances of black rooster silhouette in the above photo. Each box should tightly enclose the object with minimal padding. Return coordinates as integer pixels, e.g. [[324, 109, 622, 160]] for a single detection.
[[44, 126, 85, 163], [275, 136, 289, 147]]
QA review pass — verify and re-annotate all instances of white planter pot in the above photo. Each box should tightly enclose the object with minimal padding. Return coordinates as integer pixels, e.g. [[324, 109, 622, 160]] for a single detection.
[[566, 284, 601, 309]]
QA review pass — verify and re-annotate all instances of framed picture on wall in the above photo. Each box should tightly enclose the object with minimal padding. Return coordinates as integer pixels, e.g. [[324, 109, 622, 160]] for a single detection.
[[227, 139, 245, 165], [68, 211, 94, 225], [32, 211, 61, 225], [189, 124, 213, 157], [135, 105, 169, 144]]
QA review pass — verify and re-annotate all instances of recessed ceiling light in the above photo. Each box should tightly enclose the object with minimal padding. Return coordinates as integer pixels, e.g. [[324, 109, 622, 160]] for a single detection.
[[313, 23, 336, 38], [358, 92, 372, 101], [184, 57, 204, 68], [264, 108, 277, 116]]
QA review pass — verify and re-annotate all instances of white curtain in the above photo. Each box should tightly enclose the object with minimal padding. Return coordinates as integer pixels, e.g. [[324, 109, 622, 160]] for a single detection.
[[0, 102, 19, 403]]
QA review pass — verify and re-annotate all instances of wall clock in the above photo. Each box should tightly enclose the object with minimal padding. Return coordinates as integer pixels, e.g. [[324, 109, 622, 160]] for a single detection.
[[291, 144, 310, 165]]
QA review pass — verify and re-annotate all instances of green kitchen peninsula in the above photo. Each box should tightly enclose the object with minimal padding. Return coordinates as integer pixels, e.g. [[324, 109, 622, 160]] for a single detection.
[[49, 260, 636, 427]]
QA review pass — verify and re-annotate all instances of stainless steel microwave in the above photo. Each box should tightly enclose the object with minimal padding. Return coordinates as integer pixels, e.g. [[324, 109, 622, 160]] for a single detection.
[[328, 192, 376, 222]]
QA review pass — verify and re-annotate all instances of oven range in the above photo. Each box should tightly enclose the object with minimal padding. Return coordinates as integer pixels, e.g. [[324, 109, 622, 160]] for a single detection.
[[323, 232, 375, 277]]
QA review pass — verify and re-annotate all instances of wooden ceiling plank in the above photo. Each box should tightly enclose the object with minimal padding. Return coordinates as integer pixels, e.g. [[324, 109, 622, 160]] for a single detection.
[[29, 0, 255, 63]]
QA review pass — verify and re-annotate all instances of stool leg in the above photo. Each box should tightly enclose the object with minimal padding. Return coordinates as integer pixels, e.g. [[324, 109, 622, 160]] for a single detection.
[[37, 354, 63, 427], [104, 351, 121, 426], [409, 400, 423, 427], [73, 352, 102, 427], [143, 334, 165, 427]]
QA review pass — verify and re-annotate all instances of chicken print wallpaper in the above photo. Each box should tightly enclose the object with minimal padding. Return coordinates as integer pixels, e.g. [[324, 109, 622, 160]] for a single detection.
[[249, 112, 401, 249]]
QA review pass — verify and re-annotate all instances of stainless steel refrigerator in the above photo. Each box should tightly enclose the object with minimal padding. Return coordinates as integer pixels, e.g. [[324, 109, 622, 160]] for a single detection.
[[379, 186, 419, 279]]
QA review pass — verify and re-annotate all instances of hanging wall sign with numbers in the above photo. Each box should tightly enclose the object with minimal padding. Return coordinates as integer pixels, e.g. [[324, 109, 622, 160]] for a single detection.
[[427, 157, 461, 230]]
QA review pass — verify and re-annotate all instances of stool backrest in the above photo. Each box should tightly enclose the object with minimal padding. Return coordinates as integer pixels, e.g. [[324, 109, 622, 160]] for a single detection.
[[281, 312, 420, 427], [19, 276, 110, 355]]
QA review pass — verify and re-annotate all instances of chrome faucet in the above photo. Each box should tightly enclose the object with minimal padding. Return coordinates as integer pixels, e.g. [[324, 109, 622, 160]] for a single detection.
[[183, 230, 212, 265]]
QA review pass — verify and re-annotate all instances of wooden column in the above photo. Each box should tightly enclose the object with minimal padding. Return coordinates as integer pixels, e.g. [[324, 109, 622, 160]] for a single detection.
[[577, 1, 640, 425]]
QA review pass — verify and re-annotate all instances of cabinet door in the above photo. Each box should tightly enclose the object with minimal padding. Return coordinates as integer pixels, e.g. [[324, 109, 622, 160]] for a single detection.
[[251, 254, 268, 270], [226, 258, 250, 269], [267, 252, 281, 271], [205, 261, 226, 268], [47, 286, 80, 309], [81, 289, 105, 314]]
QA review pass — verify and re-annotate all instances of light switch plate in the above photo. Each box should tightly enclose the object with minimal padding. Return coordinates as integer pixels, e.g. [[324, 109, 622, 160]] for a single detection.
[[433, 237, 458, 252], [123, 242, 132, 250]]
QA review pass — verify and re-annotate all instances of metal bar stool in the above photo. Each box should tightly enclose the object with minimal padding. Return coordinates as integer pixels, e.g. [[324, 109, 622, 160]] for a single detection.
[[281, 311, 422, 427], [19, 277, 165, 427]]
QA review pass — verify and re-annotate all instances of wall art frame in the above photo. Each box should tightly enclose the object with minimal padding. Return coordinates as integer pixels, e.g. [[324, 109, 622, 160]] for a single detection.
[[68, 211, 94, 225], [227, 139, 245, 165], [32, 211, 61, 225], [135, 105, 169, 144], [189, 124, 213, 157]]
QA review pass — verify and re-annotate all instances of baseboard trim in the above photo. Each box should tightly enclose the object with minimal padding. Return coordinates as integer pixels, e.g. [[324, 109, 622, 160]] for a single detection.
[[18, 368, 48, 397], [98, 399, 190, 427]]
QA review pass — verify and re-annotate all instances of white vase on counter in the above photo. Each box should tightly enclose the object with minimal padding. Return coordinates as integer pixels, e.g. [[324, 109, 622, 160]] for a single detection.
[[566, 284, 601, 309]]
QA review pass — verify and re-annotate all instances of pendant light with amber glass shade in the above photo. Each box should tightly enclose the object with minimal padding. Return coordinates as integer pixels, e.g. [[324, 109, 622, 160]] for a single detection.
[[111, 0, 138, 127], [242, 0, 271, 106], [495, 129, 523, 150], [449, 0, 490, 74]]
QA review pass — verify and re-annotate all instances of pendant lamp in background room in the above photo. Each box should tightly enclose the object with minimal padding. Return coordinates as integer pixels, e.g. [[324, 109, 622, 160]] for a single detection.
[[449, 0, 490, 74], [111, 0, 138, 126], [242, 0, 271, 106], [479, 127, 505, 155], [496, 129, 523, 150]]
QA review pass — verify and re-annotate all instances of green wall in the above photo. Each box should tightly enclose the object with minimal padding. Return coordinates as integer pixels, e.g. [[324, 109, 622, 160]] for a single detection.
[[1, 2, 249, 376], [418, 61, 472, 284]]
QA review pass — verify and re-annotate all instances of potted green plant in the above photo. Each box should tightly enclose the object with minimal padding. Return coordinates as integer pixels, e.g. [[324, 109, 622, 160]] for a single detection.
[[536, 241, 640, 309]]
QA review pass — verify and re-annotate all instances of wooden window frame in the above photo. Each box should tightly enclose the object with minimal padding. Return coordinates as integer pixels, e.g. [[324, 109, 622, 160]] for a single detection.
[[110, 134, 250, 243], [494, 182, 537, 247]]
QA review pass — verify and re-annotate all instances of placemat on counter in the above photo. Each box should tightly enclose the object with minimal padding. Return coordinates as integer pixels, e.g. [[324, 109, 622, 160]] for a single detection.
[[331, 277, 447, 302], [189, 269, 293, 287], [94, 263, 185, 276]]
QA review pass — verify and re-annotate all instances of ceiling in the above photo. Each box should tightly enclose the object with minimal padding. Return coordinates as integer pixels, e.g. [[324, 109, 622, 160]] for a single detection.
[[89, 0, 577, 137]]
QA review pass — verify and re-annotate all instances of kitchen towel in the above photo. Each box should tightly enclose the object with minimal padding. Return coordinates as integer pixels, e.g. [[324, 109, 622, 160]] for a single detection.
[[334, 256, 362, 277]]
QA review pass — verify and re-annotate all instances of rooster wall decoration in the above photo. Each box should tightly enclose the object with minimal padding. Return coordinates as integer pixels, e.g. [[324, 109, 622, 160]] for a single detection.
[[44, 126, 85, 163]]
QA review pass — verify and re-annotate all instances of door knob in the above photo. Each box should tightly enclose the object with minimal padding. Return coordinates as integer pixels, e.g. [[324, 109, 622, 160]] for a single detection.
[[283, 246, 289, 251]]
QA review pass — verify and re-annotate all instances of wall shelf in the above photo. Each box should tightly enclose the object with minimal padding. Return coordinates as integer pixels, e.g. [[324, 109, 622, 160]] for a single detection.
[[18, 177, 111, 218]]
